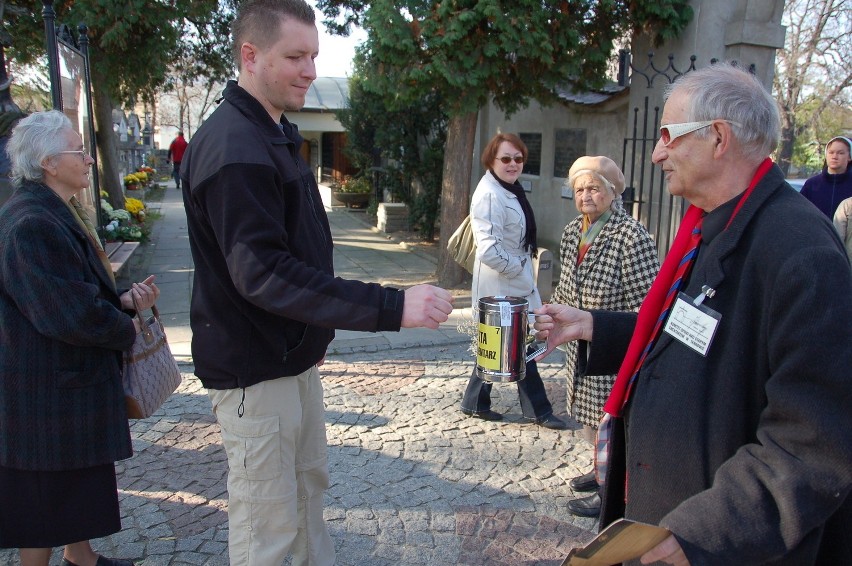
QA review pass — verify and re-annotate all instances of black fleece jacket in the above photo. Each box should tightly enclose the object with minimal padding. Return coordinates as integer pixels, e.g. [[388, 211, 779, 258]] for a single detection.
[[181, 81, 404, 389]]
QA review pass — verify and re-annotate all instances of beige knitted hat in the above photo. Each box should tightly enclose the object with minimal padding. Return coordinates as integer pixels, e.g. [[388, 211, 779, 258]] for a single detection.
[[568, 155, 626, 195]]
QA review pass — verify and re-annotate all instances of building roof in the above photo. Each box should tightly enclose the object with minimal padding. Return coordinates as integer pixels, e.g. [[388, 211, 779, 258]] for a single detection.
[[301, 77, 349, 112], [554, 81, 627, 106]]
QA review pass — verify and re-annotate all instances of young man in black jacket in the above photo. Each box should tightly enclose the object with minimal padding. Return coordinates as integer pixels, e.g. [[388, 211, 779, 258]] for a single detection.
[[181, 1, 453, 564]]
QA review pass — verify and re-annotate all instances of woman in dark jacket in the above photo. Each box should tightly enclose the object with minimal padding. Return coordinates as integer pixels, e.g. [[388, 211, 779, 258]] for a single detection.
[[0, 111, 159, 566]]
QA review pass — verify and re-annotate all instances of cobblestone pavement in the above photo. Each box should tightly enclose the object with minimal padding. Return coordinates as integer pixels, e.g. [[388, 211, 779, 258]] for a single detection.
[[2, 344, 597, 565], [1, 184, 599, 565]]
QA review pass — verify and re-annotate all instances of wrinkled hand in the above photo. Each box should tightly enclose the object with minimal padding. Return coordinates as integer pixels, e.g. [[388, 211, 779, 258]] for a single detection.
[[641, 535, 689, 566], [531, 303, 593, 360], [401, 284, 454, 330], [120, 275, 160, 312]]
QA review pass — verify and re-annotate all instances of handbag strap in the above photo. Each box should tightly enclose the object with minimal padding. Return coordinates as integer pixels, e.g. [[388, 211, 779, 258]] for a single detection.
[[130, 294, 161, 345]]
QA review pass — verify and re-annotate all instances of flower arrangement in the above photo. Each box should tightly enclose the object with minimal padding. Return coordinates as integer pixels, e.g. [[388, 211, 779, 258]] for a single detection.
[[100, 198, 149, 242], [124, 197, 146, 221], [336, 176, 372, 194], [124, 173, 145, 188], [108, 208, 132, 223]]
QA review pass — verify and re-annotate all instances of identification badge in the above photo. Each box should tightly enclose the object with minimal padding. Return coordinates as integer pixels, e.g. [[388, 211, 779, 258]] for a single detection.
[[663, 292, 721, 356]]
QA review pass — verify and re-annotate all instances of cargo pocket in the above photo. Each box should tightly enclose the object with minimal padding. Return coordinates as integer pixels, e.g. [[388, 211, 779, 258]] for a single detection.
[[217, 412, 282, 481]]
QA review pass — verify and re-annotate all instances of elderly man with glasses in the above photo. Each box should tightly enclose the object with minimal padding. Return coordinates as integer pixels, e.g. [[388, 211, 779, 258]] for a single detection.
[[533, 63, 851, 565]]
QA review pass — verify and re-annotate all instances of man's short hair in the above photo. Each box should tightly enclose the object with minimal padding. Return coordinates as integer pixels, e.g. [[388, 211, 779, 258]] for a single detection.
[[231, 0, 316, 72], [666, 62, 781, 162]]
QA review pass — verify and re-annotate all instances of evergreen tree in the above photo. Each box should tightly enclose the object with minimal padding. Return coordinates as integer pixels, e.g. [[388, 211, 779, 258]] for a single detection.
[[3, 0, 233, 207], [317, 0, 692, 285]]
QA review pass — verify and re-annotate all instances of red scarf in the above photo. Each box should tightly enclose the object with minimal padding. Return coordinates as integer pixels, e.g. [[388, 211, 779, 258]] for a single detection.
[[603, 158, 774, 416]]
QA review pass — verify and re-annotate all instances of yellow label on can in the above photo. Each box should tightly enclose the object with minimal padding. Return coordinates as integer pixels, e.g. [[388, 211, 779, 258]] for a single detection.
[[476, 323, 502, 370]]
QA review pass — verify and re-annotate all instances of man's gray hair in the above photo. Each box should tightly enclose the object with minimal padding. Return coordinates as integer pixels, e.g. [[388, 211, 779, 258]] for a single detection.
[[231, 0, 316, 72], [7, 110, 73, 187], [666, 62, 781, 161]]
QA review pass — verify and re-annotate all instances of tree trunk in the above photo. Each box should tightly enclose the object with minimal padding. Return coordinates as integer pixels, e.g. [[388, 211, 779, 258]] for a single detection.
[[437, 111, 478, 288], [91, 69, 125, 210], [778, 123, 795, 177]]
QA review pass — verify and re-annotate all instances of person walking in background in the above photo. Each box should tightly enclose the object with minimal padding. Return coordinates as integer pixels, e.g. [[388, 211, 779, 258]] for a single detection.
[[800, 135, 852, 218], [166, 130, 187, 190], [550, 155, 658, 518], [534, 63, 851, 564], [180, 1, 453, 565], [460, 132, 567, 430], [0, 110, 160, 566], [833, 195, 852, 262]]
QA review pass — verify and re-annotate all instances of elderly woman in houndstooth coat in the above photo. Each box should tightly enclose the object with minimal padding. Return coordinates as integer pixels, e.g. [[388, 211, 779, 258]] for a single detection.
[[550, 156, 659, 518]]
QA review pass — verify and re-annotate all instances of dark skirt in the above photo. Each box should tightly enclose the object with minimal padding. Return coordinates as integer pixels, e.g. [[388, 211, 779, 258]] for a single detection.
[[0, 463, 120, 548]]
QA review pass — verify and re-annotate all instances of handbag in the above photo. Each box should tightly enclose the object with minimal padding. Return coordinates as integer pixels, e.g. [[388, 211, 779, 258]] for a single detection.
[[123, 300, 182, 419], [447, 214, 476, 273]]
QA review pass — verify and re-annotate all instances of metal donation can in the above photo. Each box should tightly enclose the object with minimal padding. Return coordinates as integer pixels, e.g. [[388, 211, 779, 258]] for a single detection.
[[476, 296, 529, 383]]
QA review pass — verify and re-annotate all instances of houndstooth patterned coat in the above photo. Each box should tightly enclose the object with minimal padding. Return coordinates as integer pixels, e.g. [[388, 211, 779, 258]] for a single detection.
[[550, 209, 659, 427]]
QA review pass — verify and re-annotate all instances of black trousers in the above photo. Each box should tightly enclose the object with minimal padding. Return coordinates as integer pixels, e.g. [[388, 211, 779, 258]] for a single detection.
[[461, 353, 553, 419]]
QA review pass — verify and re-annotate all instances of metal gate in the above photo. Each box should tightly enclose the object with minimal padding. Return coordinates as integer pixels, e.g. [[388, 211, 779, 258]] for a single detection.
[[617, 52, 758, 258], [617, 51, 698, 258]]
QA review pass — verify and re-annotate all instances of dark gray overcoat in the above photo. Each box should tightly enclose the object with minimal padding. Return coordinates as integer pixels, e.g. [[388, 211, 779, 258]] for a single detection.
[[0, 181, 135, 471], [586, 165, 852, 564]]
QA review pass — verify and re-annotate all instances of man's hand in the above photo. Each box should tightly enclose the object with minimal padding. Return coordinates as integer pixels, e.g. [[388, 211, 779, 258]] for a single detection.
[[641, 535, 690, 566], [531, 303, 593, 359], [400, 284, 454, 329]]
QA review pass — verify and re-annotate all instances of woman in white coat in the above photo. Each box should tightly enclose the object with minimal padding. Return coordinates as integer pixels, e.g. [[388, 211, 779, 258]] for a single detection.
[[460, 133, 567, 429]]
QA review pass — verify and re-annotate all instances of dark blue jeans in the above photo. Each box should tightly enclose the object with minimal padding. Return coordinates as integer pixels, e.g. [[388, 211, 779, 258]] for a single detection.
[[172, 161, 181, 189], [461, 354, 553, 420]]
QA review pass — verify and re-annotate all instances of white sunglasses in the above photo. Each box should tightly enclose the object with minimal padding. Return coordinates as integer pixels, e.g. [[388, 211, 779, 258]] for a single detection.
[[659, 120, 740, 147]]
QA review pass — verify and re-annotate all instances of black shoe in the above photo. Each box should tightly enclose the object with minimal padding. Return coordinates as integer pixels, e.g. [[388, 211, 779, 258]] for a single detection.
[[567, 492, 601, 518], [569, 471, 599, 492], [461, 408, 503, 421], [62, 556, 135, 566], [534, 414, 568, 430]]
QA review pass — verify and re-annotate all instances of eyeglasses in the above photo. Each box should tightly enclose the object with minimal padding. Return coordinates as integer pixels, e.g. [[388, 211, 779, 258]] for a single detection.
[[497, 156, 524, 164], [58, 150, 90, 160], [658, 120, 740, 147]]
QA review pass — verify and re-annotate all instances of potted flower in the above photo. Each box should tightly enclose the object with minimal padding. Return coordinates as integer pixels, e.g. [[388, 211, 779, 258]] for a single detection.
[[100, 199, 149, 243], [124, 173, 142, 191], [124, 197, 146, 222], [332, 176, 372, 208]]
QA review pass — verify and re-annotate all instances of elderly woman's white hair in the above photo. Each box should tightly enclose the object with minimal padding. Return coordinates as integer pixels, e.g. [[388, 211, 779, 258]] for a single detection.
[[7, 110, 73, 187]]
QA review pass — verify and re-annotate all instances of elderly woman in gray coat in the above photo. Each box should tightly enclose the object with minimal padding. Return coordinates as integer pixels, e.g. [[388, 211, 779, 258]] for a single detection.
[[460, 132, 567, 430], [0, 111, 159, 566], [551, 156, 659, 517]]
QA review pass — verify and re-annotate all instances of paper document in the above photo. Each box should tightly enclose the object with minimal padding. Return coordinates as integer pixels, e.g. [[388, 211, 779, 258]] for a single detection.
[[562, 519, 670, 566]]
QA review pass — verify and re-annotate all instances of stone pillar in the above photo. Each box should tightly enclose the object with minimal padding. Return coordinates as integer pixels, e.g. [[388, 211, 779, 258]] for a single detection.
[[623, 0, 786, 256], [723, 0, 786, 86]]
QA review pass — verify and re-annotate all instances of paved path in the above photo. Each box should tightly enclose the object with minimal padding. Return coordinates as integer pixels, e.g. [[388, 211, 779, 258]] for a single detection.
[[1, 183, 597, 565]]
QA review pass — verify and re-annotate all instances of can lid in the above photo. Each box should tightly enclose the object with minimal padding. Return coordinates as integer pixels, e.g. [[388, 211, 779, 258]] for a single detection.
[[478, 295, 528, 308]]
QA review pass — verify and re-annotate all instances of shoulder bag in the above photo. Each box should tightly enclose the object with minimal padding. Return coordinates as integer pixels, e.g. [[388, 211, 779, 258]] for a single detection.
[[447, 214, 476, 273], [123, 300, 182, 419]]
